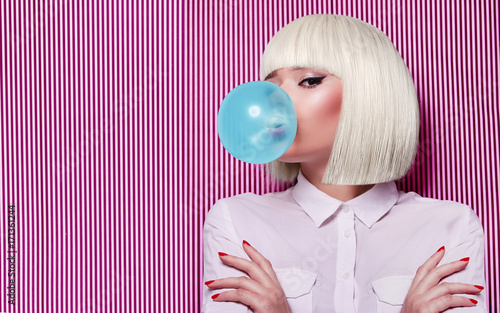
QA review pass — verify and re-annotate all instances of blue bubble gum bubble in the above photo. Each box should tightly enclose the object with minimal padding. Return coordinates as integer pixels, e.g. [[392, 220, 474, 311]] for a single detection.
[[217, 81, 297, 164]]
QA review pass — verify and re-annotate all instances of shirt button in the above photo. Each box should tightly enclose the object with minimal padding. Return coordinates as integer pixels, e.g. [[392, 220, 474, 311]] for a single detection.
[[343, 272, 351, 280], [344, 230, 352, 238], [342, 205, 350, 213], [316, 275, 322, 286], [366, 283, 374, 294]]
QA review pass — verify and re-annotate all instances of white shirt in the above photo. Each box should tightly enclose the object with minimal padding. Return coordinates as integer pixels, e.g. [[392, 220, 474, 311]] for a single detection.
[[203, 170, 487, 312]]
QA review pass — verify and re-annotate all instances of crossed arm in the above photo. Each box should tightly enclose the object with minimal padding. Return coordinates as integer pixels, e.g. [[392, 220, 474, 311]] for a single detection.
[[204, 240, 484, 313]]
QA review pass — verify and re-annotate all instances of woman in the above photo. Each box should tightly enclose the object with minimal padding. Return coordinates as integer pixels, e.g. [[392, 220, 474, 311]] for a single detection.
[[203, 14, 486, 312]]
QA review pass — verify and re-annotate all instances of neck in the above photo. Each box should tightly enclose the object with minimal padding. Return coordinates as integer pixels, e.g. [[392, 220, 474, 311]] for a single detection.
[[300, 163, 375, 202]]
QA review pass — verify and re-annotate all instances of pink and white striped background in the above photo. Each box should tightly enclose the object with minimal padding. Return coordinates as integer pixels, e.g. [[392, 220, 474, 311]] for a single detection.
[[0, 0, 498, 312]]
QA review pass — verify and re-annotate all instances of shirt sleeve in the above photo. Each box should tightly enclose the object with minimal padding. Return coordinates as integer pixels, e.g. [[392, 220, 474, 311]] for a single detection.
[[202, 199, 252, 313], [439, 205, 488, 312]]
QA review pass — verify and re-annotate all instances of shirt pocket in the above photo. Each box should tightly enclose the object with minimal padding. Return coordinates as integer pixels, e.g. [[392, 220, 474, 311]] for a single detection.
[[371, 275, 413, 313], [275, 267, 317, 313]]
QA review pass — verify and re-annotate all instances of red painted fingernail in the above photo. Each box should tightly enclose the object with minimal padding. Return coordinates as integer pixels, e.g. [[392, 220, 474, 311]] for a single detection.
[[474, 285, 484, 291], [460, 257, 470, 262], [243, 240, 251, 246], [205, 280, 215, 286], [469, 298, 478, 305], [218, 252, 228, 257], [212, 293, 220, 300], [437, 246, 445, 252]]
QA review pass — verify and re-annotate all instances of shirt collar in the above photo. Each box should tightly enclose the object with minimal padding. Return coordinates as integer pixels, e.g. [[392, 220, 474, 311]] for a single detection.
[[291, 169, 400, 228]]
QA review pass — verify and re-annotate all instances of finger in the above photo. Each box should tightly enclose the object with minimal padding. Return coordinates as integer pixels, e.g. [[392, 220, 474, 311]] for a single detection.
[[425, 295, 478, 312], [212, 288, 265, 310], [242, 240, 280, 282], [218, 252, 275, 288], [205, 276, 263, 295], [409, 246, 446, 290], [421, 282, 484, 302], [415, 257, 470, 293]]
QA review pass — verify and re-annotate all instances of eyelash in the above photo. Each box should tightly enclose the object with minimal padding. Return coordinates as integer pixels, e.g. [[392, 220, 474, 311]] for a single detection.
[[299, 77, 326, 88]]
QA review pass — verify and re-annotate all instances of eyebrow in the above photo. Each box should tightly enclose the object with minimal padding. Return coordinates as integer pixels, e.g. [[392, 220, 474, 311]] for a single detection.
[[264, 67, 306, 80]]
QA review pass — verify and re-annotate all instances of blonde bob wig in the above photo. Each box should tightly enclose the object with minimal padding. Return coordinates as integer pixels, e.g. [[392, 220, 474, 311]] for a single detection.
[[260, 14, 420, 185]]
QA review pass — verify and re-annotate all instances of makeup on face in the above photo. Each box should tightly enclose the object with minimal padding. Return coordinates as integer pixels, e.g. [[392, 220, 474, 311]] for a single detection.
[[265, 67, 343, 165]]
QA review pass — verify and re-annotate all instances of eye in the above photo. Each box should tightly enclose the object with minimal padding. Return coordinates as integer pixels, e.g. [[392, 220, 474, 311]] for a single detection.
[[299, 76, 326, 88]]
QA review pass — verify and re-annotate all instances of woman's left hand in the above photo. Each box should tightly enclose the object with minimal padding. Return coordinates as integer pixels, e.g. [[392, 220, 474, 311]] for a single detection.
[[205, 240, 291, 313]]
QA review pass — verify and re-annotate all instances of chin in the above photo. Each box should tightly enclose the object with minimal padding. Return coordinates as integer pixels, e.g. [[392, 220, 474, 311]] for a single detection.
[[278, 146, 332, 164], [277, 153, 303, 163]]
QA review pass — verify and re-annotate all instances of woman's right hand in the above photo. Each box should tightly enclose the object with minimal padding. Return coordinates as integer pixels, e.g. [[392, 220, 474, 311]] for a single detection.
[[205, 240, 291, 313], [401, 246, 484, 313]]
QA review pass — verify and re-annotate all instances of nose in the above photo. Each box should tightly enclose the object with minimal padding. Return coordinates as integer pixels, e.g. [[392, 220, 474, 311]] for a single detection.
[[276, 82, 296, 104]]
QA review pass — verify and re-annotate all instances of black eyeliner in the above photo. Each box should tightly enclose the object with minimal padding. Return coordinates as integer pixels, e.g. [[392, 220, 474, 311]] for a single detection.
[[299, 76, 326, 88]]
